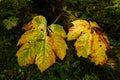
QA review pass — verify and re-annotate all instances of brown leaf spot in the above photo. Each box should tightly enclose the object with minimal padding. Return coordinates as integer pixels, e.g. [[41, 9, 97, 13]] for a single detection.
[[28, 57, 35, 64], [22, 22, 33, 31], [41, 29, 44, 31], [98, 40, 101, 42], [36, 39, 45, 42], [100, 45, 102, 47]]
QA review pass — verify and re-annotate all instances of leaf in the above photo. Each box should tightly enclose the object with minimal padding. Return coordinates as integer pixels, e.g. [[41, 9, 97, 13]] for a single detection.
[[16, 16, 47, 68], [90, 30, 108, 65], [16, 15, 67, 72], [35, 36, 56, 72], [17, 16, 46, 46], [67, 20, 89, 40], [2, 16, 19, 30], [49, 24, 68, 60], [74, 30, 92, 58], [49, 24, 66, 38], [67, 20, 110, 65], [89, 21, 111, 50]]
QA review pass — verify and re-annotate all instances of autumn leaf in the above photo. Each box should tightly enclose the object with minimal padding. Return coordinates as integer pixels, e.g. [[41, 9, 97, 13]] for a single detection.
[[49, 24, 68, 60], [74, 30, 92, 58], [89, 21, 110, 65], [17, 16, 47, 46], [35, 36, 56, 72], [90, 30, 108, 65], [67, 20, 89, 40], [89, 21, 111, 50], [67, 20, 110, 65], [16, 15, 67, 72]]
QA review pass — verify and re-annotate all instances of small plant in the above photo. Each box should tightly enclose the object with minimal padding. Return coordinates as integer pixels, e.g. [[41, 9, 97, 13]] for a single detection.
[[16, 15, 110, 72], [2, 16, 19, 30]]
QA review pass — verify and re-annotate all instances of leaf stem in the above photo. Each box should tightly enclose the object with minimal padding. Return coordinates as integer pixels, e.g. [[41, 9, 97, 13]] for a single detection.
[[52, 14, 62, 24], [63, 8, 78, 20]]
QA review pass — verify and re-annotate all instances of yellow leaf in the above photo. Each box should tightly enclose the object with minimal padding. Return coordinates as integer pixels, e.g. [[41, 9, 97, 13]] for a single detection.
[[16, 43, 36, 66], [74, 30, 92, 57], [16, 15, 68, 72], [67, 20, 89, 40], [17, 16, 46, 46], [67, 20, 110, 65], [49, 24, 68, 60], [22, 16, 47, 31], [90, 30, 108, 65], [89, 21, 110, 65], [89, 21, 111, 50], [17, 28, 40, 45], [35, 36, 56, 72], [51, 34, 68, 60]]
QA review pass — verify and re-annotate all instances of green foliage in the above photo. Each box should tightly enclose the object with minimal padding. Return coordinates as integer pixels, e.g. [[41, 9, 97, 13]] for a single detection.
[[112, 0, 120, 8], [0, 0, 37, 30], [82, 74, 100, 80], [2, 16, 19, 30]]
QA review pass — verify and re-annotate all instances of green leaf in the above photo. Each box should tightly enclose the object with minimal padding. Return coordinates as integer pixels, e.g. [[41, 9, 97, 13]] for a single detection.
[[49, 24, 66, 38], [2, 16, 19, 30]]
